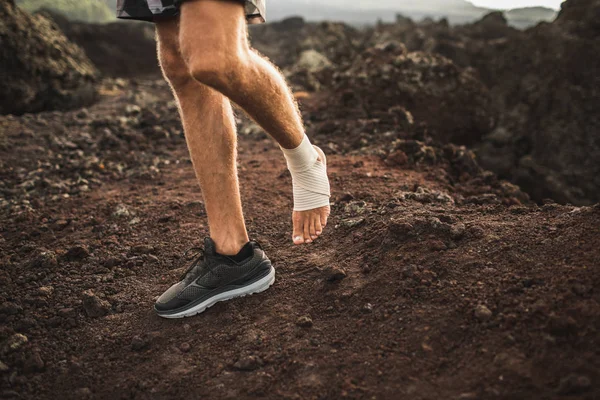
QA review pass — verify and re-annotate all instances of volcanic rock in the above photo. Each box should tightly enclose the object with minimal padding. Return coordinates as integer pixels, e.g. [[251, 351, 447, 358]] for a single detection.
[[2, 333, 28, 354], [325, 266, 347, 282], [29, 251, 58, 269], [82, 290, 110, 318], [0, 0, 98, 115], [131, 335, 149, 352], [40, 10, 160, 78], [325, 48, 495, 145], [474, 305, 493, 321], [476, 0, 600, 205], [296, 315, 314, 328], [233, 355, 264, 371]]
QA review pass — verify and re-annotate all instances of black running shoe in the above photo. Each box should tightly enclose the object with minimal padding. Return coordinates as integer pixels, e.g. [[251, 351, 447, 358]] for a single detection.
[[154, 238, 275, 318]]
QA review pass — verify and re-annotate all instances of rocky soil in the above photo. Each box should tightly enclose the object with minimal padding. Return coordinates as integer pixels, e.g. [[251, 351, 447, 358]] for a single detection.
[[1, 0, 599, 398], [22, 0, 600, 206], [1, 77, 599, 399]]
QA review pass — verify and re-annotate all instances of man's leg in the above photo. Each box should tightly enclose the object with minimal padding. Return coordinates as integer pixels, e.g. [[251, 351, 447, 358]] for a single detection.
[[178, 0, 330, 245], [156, 18, 249, 256]]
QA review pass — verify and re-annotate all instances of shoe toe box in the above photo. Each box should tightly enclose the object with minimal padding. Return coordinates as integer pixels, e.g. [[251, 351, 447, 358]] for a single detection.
[[154, 281, 191, 312]]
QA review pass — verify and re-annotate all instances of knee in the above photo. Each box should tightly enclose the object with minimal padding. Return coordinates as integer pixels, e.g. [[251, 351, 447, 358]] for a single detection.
[[159, 47, 194, 89], [182, 42, 250, 91]]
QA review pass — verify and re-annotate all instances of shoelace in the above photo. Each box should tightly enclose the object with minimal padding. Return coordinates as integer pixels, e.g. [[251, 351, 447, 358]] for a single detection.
[[179, 247, 211, 280], [179, 241, 262, 280]]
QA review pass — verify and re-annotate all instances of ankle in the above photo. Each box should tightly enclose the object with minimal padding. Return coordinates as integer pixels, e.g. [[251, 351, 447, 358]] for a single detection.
[[211, 235, 249, 256]]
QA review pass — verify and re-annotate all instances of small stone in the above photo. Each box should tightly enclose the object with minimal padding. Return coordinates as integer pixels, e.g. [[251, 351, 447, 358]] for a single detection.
[[125, 104, 141, 115], [3, 334, 28, 353], [76, 109, 90, 119], [430, 240, 447, 251], [129, 244, 155, 256], [421, 342, 433, 352], [295, 49, 332, 72], [128, 217, 141, 226], [179, 342, 191, 353], [296, 315, 313, 328], [0, 361, 9, 372], [82, 290, 110, 318], [131, 335, 149, 351], [557, 374, 591, 395], [362, 303, 374, 313], [51, 219, 69, 231], [385, 150, 409, 166], [64, 245, 90, 261], [37, 286, 54, 297], [103, 257, 121, 268], [74, 388, 92, 399], [113, 204, 131, 218], [58, 308, 76, 318], [338, 218, 365, 228], [325, 266, 347, 282], [339, 193, 355, 202], [450, 223, 466, 240], [29, 251, 58, 268], [474, 305, 493, 321], [233, 355, 263, 371]]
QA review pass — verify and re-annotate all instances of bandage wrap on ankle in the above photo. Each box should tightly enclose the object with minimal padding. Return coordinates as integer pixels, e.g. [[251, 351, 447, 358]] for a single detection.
[[281, 135, 331, 212]]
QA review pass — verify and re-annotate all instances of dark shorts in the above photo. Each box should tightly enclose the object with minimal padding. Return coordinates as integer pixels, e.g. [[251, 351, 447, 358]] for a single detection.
[[116, 0, 266, 24]]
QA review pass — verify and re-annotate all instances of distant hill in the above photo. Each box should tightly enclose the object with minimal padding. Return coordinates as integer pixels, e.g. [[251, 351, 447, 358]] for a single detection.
[[266, 0, 557, 27], [266, 0, 491, 24], [16, 0, 558, 28], [505, 7, 558, 28], [16, 0, 114, 23]]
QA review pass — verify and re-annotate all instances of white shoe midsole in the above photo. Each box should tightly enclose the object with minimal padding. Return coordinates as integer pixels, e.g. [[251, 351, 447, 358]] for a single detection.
[[158, 266, 276, 319]]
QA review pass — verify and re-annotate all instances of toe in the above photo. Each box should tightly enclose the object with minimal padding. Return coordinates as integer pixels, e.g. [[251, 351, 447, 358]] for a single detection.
[[320, 209, 329, 228], [309, 215, 318, 240], [303, 217, 312, 243], [292, 213, 305, 245], [315, 216, 323, 236]]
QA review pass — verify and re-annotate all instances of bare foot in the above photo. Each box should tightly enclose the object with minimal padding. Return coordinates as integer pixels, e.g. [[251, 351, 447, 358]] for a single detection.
[[292, 146, 331, 245]]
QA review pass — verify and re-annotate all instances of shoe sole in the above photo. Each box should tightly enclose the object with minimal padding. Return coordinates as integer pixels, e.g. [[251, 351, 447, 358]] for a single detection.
[[156, 266, 276, 319]]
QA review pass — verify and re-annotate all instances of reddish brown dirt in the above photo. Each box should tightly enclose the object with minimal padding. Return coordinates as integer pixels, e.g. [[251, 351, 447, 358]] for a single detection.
[[1, 82, 599, 400]]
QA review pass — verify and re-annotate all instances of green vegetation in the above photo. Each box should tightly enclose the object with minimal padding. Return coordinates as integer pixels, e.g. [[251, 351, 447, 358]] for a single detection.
[[16, 0, 115, 23]]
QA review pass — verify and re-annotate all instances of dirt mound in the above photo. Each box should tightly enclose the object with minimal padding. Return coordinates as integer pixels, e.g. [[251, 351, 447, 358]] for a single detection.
[[40, 9, 160, 78], [475, 0, 600, 205], [249, 17, 366, 68], [358, 1, 599, 205], [0, 0, 98, 115], [312, 46, 495, 146], [555, 0, 600, 38]]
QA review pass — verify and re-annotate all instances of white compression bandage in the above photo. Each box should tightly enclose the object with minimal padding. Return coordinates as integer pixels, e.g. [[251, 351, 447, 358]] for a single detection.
[[281, 135, 331, 212]]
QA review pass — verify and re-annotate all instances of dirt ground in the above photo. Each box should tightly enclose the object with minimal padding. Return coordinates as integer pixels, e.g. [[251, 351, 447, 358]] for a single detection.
[[0, 80, 599, 400]]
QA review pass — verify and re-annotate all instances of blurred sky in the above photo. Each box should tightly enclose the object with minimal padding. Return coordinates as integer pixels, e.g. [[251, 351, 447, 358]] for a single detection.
[[469, 0, 564, 9]]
